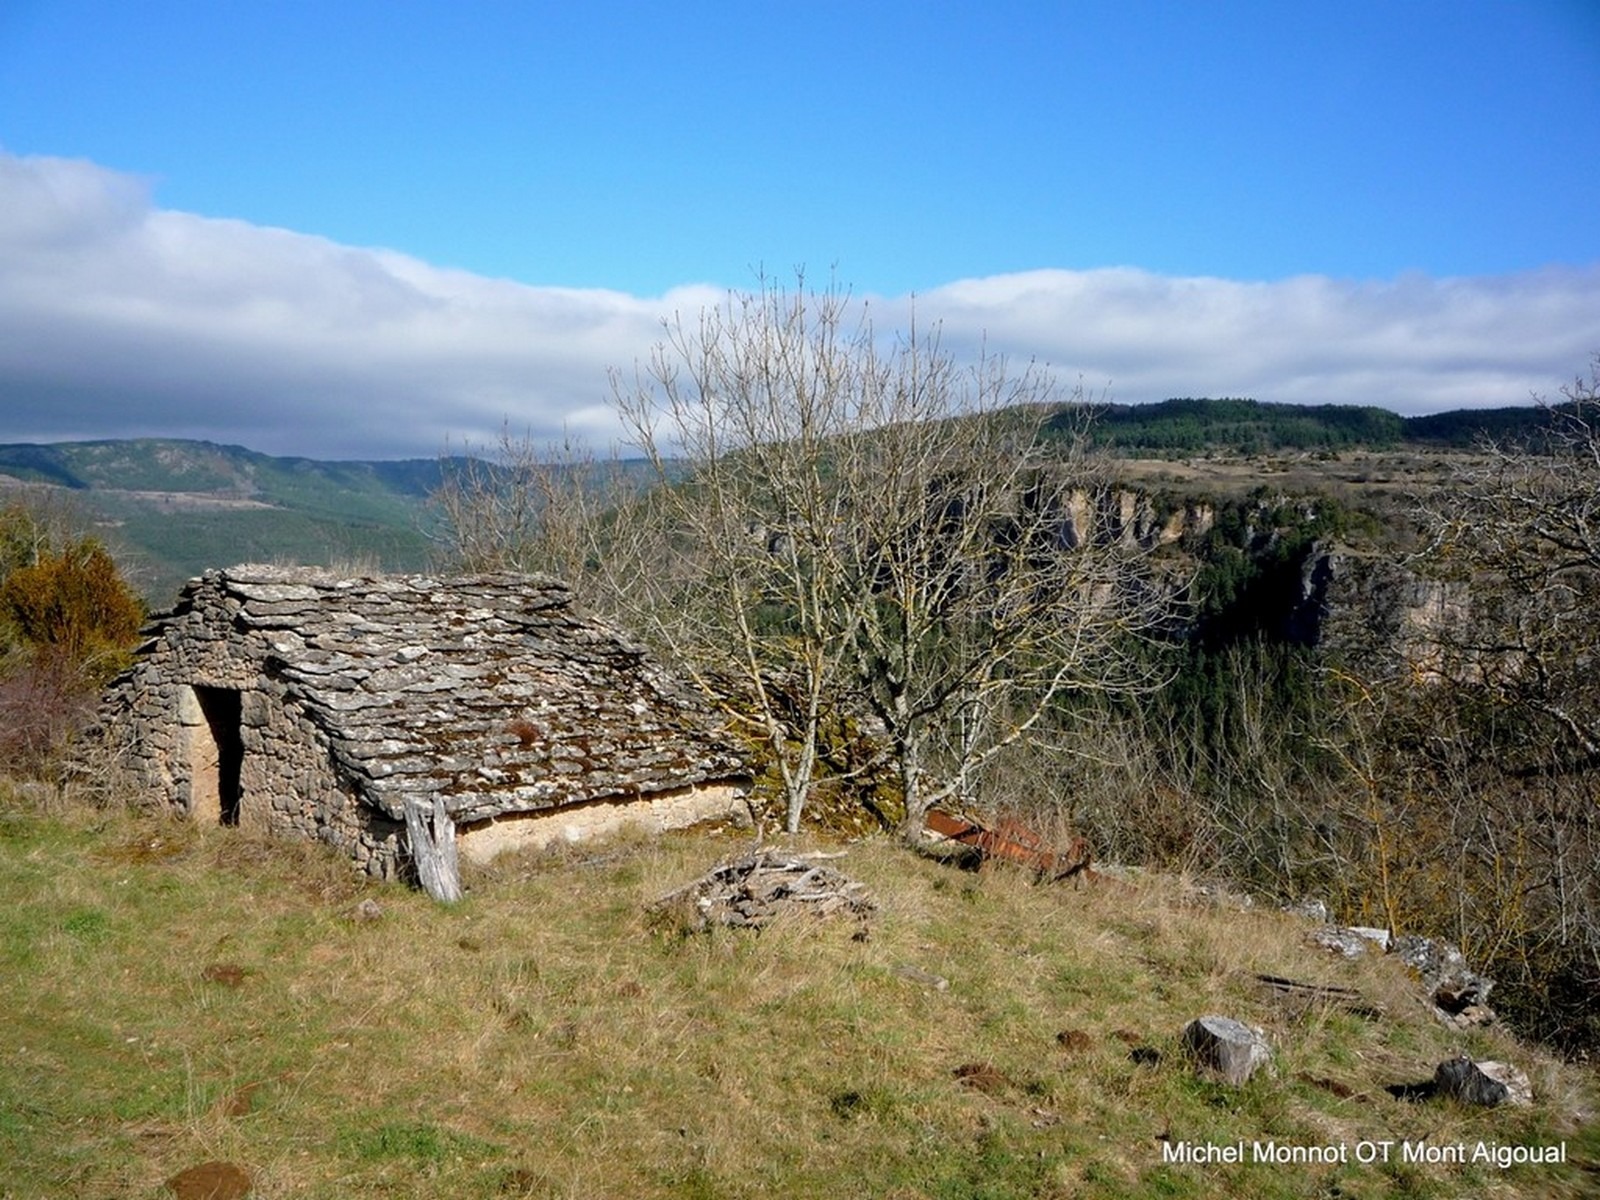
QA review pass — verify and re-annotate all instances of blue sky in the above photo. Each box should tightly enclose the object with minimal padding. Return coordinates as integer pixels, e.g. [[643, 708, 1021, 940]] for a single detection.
[[1, 0, 1598, 457]]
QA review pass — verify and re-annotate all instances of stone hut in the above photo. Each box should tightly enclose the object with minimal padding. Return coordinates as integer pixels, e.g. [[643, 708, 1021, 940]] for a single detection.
[[95, 565, 748, 884]]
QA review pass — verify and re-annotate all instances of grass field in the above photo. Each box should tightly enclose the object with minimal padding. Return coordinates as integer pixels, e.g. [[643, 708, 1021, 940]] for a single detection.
[[1, 786, 1595, 1199]]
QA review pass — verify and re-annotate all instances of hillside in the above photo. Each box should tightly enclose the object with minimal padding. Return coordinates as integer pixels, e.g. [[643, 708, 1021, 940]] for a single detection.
[[0, 440, 450, 602], [1, 790, 1593, 1199]]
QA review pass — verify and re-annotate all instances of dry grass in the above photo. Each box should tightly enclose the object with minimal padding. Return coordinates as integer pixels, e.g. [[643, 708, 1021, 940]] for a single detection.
[[1112, 448, 1485, 494], [1, 786, 1595, 1198]]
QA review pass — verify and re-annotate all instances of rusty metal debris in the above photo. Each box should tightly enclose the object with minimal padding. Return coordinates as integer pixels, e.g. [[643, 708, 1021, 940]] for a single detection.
[[923, 809, 1095, 881]]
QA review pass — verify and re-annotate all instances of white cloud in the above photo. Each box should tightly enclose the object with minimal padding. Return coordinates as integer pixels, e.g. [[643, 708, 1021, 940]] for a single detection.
[[1, 152, 1595, 459], [887, 267, 1599, 412]]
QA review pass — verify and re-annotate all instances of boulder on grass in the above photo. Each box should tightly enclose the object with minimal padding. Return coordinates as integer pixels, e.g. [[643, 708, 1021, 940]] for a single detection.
[[1182, 1016, 1271, 1085], [1309, 924, 1390, 958], [1282, 897, 1330, 922], [1433, 1056, 1532, 1107]]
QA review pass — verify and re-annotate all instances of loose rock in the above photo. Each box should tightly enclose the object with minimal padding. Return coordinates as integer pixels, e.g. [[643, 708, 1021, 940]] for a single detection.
[[892, 964, 949, 991], [1308, 924, 1390, 958], [1393, 935, 1496, 1026], [1182, 1015, 1272, 1085], [1282, 897, 1330, 922], [351, 898, 384, 922], [1433, 1056, 1532, 1108]]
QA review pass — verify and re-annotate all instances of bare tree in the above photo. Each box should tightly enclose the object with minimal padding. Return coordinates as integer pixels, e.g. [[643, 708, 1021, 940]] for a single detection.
[[430, 275, 1173, 837], [835, 364, 1170, 835], [427, 424, 664, 621], [429, 426, 594, 579], [612, 278, 874, 833], [1417, 359, 1600, 768], [1334, 358, 1600, 1049], [613, 275, 1171, 835]]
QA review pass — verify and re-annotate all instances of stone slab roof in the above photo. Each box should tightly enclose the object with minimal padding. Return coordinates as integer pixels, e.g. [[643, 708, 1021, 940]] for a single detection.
[[157, 565, 747, 823]]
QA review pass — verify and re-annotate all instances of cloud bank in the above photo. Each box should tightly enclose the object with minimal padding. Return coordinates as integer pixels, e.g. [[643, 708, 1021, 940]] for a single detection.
[[2, 152, 1596, 459]]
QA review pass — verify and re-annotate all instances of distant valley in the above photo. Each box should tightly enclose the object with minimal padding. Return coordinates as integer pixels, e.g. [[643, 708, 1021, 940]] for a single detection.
[[0, 439, 450, 602], [0, 397, 1555, 604]]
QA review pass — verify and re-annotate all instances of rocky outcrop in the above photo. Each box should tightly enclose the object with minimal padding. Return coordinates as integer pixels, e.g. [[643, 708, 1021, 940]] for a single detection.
[[1308, 924, 1391, 958], [648, 849, 875, 932], [1393, 934, 1497, 1027], [1296, 546, 1466, 669], [1056, 487, 1215, 552], [1295, 915, 1498, 1029]]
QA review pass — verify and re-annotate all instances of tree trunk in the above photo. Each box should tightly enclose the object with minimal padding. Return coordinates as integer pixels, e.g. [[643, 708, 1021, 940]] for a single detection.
[[897, 738, 925, 842]]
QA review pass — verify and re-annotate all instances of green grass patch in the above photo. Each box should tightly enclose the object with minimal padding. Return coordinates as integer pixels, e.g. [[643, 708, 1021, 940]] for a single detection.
[[338, 1121, 502, 1164]]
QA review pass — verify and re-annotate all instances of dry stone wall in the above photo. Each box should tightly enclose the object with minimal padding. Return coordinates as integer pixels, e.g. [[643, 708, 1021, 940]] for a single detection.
[[95, 565, 747, 878]]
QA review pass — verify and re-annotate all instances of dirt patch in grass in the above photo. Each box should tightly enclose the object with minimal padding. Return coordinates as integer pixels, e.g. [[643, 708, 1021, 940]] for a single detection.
[[94, 828, 196, 865], [199, 962, 248, 987], [953, 1061, 1014, 1095], [1055, 1027, 1093, 1052], [164, 1160, 251, 1199], [215, 1081, 262, 1118]]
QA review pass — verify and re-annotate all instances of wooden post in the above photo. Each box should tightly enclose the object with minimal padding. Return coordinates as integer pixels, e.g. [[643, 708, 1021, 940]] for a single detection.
[[404, 795, 463, 903]]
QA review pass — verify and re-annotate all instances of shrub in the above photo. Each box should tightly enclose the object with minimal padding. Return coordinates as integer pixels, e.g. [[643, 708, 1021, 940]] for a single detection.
[[1, 540, 144, 680], [0, 502, 145, 776], [0, 647, 102, 776]]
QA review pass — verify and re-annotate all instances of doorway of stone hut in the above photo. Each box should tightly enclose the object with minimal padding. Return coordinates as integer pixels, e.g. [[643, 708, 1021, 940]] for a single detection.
[[183, 686, 243, 826]]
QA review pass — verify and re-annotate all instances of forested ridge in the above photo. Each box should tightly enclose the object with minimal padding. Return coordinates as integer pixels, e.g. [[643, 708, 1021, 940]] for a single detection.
[[1046, 395, 1561, 453]]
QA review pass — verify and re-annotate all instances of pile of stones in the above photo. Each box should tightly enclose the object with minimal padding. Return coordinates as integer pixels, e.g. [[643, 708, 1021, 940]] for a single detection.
[[650, 849, 875, 932]]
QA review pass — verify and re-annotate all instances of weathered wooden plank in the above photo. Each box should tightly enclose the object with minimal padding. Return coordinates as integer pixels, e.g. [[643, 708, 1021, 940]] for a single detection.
[[404, 795, 463, 903]]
